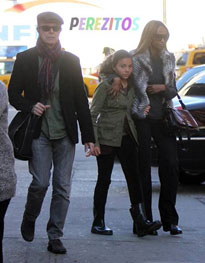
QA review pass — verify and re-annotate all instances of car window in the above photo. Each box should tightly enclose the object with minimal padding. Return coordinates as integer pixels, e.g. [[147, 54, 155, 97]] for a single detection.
[[193, 53, 205, 65], [176, 68, 205, 90], [176, 52, 188, 66], [178, 71, 205, 96], [185, 84, 205, 96]]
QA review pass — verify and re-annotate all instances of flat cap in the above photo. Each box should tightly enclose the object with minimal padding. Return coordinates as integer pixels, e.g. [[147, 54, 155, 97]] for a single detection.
[[37, 12, 64, 25]]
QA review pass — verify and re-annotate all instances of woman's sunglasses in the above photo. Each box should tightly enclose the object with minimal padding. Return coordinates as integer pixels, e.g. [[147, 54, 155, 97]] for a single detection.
[[39, 25, 61, 32], [153, 34, 169, 42]]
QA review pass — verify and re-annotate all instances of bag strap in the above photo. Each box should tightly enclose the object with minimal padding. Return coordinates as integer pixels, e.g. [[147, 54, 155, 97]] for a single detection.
[[176, 93, 187, 110], [168, 89, 191, 150]]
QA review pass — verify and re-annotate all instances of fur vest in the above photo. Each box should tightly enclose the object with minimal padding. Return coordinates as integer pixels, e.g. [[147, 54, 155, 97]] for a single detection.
[[131, 49, 176, 119]]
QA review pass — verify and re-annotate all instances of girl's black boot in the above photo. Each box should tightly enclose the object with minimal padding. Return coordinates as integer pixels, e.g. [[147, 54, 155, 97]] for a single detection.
[[91, 208, 113, 235], [130, 204, 162, 237]]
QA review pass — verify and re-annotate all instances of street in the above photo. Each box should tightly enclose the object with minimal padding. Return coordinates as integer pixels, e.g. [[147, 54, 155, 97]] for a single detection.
[[3, 107, 205, 263]]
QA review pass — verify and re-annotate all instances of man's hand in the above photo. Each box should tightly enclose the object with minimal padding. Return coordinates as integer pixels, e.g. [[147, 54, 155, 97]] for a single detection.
[[32, 102, 50, 117], [84, 142, 95, 157], [147, 84, 166, 95]]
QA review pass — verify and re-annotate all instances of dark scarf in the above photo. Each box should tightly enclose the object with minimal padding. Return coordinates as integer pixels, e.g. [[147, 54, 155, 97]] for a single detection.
[[36, 37, 62, 103]]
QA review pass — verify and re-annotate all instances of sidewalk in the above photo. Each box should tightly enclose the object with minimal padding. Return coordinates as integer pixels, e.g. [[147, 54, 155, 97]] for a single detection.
[[3, 144, 205, 263]]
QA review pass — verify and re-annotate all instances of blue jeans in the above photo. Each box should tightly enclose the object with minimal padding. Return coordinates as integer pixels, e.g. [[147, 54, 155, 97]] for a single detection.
[[25, 134, 75, 240]]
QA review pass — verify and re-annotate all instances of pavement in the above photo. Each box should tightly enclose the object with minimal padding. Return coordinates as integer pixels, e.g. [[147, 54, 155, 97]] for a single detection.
[[3, 142, 205, 263]]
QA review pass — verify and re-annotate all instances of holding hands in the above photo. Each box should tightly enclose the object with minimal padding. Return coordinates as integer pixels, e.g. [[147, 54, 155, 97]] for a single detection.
[[85, 144, 101, 157], [85, 143, 95, 157]]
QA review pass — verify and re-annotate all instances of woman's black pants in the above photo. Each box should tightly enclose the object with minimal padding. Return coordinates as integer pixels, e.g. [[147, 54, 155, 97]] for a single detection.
[[135, 119, 179, 226], [93, 135, 143, 218], [0, 199, 11, 263]]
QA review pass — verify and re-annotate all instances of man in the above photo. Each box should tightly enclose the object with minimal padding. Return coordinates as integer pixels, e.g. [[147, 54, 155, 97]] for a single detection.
[[8, 11, 95, 254]]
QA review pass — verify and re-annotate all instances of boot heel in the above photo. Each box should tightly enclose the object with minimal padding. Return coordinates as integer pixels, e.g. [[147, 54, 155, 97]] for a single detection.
[[137, 229, 146, 237], [133, 222, 147, 237]]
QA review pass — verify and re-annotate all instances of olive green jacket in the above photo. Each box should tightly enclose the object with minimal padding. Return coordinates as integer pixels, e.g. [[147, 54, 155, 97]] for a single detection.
[[90, 81, 138, 148]]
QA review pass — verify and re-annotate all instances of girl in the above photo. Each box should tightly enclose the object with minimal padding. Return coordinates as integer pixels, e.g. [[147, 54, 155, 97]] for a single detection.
[[90, 50, 161, 237]]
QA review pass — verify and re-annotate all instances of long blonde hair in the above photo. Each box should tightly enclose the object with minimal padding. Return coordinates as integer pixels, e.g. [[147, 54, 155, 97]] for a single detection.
[[133, 20, 169, 56]]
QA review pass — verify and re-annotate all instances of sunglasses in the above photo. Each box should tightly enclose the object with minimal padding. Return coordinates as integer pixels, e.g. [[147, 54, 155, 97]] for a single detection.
[[39, 25, 61, 32], [153, 34, 169, 42]]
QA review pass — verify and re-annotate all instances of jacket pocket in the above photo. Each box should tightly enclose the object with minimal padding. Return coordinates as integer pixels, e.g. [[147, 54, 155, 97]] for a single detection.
[[98, 122, 116, 142]]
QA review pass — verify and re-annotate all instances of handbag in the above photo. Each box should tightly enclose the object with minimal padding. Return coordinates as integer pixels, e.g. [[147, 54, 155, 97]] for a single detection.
[[8, 112, 39, 160], [164, 93, 199, 145]]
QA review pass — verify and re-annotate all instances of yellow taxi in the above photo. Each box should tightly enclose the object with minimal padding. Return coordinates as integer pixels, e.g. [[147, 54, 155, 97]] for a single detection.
[[0, 58, 15, 88], [83, 74, 99, 97], [0, 58, 99, 97], [176, 48, 205, 79]]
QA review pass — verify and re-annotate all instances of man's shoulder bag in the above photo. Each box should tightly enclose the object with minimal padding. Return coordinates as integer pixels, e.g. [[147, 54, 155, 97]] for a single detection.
[[8, 111, 39, 161]]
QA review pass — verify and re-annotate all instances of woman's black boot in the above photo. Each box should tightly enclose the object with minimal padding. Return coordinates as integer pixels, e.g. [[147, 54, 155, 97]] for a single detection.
[[91, 208, 113, 235], [130, 204, 162, 237]]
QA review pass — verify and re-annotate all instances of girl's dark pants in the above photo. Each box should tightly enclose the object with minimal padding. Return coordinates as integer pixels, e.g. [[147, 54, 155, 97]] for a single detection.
[[93, 135, 143, 218], [0, 199, 10, 263], [135, 119, 179, 226]]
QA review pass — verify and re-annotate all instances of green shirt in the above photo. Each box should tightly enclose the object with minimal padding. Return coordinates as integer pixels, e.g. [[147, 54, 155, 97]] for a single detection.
[[40, 60, 67, 140]]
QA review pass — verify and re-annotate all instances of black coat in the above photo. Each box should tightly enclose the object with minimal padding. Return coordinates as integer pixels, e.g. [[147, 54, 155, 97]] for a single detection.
[[8, 47, 95, 144]]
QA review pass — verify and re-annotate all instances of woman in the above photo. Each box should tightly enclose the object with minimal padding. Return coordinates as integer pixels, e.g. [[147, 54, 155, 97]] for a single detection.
[[131, 20, 182, 235], [0, 81, 16, 263], [90, 50, 161, 237]]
